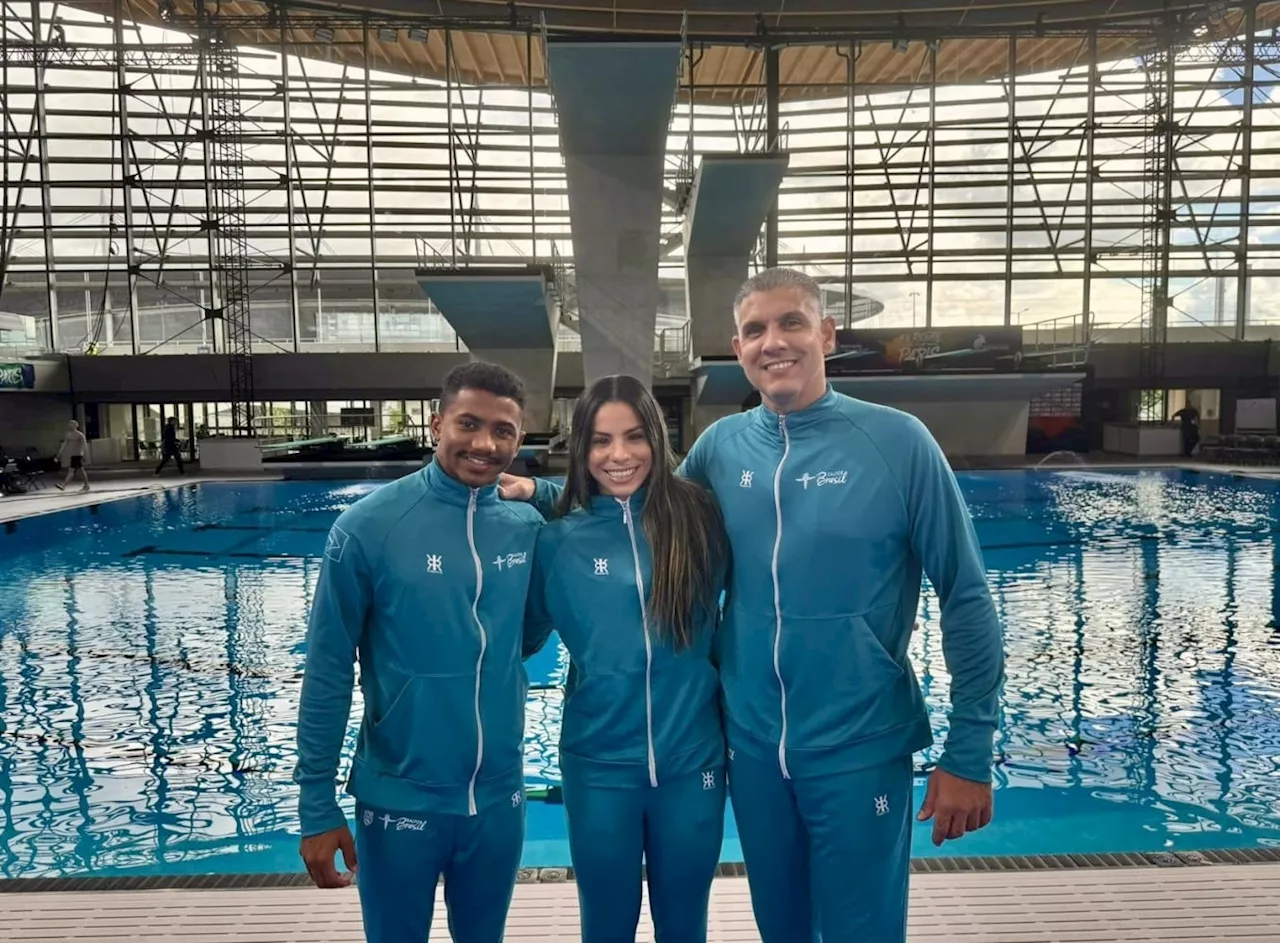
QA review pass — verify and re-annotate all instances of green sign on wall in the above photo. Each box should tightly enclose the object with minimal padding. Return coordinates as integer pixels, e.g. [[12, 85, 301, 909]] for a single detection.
[[0, 363, 36, 390]]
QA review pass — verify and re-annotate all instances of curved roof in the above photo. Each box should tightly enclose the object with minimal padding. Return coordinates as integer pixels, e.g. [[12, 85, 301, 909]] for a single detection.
[[90, 0, 1271, 103]]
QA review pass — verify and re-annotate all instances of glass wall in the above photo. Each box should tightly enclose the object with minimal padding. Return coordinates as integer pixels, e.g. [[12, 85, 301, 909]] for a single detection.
[[3, 2, 1279, 352]]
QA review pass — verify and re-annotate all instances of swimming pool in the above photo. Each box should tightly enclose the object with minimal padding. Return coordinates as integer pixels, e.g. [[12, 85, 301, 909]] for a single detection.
[[1, 468, 1278, 879]]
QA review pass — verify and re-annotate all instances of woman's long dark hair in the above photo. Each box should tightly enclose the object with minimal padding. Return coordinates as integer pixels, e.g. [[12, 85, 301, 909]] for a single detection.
[[556, 375, 727, 652]]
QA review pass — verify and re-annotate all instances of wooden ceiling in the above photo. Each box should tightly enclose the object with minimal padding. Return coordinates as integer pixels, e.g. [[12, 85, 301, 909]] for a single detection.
[[70, 0, 1280, 103]]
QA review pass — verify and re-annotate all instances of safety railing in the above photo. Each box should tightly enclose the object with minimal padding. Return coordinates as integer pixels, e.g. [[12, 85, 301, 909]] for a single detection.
[[1020, 312, 1092, 368]]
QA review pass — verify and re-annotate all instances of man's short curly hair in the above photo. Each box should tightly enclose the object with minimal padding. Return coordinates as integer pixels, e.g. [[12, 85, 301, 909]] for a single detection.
[[440, 361, 526, 412]]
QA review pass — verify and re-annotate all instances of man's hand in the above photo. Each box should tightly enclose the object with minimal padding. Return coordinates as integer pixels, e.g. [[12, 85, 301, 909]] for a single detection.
[[300, 825, 358, 888], [916, 768, 993, 846], [497, 472, 535, 501]]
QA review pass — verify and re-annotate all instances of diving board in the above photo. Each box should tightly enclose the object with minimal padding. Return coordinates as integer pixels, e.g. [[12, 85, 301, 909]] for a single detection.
[[415, 265, 559, 351]]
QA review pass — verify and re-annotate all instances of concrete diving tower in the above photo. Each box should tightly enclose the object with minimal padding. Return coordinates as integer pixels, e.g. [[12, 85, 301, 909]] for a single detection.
[[547, 40, 682, 390], [683, 152, 789, 433], [415, 265, 559, 431]]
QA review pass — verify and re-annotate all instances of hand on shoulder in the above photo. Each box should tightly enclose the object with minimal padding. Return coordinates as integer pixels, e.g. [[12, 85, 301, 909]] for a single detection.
[[497, 472, 535, 502]]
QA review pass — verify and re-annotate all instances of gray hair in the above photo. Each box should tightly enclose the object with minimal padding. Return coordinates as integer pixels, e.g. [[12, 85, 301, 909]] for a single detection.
[[732, 267, 823, 319]]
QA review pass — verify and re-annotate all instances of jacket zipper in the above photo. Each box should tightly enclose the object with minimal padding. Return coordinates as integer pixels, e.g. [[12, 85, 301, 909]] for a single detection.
[[620, 497, 659, 787], [466, 488, 485, 815], [771, 414, 791, 780]]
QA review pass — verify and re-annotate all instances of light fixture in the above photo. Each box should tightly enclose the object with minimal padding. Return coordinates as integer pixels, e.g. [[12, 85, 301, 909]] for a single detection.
[[314, 26, 334, 42], [408, 26, 429, 42], [377, 26, 398, 42]]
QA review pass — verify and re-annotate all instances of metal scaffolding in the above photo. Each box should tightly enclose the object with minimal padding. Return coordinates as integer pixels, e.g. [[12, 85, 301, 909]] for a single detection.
[[194, 0, 255, 432], [1139, 23, 1178, 393], [3, 0, 1280, 361]]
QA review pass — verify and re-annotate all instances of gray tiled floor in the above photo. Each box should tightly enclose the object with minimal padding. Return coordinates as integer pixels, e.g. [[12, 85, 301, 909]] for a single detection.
[[2, 864, 1278, 941]]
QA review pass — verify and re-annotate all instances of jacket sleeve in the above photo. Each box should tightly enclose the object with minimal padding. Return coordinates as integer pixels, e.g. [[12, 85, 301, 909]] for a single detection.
[[530, 477, 563, 521], [294, 521, 371, 837], [523, 529, 557, 659], [676, 424, 713, 487], [903, 422, 1005, 784]]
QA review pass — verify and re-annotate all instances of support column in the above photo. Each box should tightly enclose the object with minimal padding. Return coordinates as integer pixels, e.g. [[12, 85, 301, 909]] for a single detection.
[[765, 46, 781, 268], [547, 42, 681, 389], [684, 154, 788, 438]]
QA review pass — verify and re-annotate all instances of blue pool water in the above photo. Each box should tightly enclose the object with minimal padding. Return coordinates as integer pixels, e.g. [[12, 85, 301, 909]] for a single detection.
[[1, 469, 1279, 879]]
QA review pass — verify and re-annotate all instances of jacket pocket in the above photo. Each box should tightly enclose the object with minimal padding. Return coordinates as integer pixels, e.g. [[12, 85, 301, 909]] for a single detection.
[[781, 612, 906, 750], [561, 671, 648, 765], [365, 675, 477, 786], [480, 663, 528, 777]]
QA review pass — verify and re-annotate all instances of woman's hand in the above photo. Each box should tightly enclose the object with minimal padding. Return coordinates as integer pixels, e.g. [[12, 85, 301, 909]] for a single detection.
[[497, 473, 535, 501]]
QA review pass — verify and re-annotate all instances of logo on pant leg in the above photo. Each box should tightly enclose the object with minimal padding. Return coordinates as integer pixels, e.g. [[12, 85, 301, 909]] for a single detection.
[[512, 790, 523, 807], [362, 808, 374, 826], [875, 795, 889, 816], [702, 770, 716, 790]]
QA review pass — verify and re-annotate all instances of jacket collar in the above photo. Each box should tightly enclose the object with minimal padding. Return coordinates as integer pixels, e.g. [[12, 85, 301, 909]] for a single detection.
[[588, 485, 648, 519], [422, 458, 500, 508], [753, 383, 841, 438]]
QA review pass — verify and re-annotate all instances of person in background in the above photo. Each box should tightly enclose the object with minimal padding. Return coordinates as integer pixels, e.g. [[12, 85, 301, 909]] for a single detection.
[[295, 362, 546, 943], [503, 267, 1005, 943], [55, 420, 90, 493], [523, 374, 729, 943], [154, 416, 185, 476], [1172, 402, 1200, 458]]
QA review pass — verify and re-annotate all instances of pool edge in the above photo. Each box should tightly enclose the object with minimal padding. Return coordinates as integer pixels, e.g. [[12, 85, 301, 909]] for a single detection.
[[4, 847, 1280, 892]]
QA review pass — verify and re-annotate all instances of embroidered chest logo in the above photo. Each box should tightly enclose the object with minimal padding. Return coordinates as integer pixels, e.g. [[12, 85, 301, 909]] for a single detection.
[[493, 552, 529, 571], [593, 558, 609, 576], [874, 795, 889, 816], [795, 470, 849, 490], [426, 554, 443, 574], [739, 470, 753, 488], [702, 770, 717, 790]]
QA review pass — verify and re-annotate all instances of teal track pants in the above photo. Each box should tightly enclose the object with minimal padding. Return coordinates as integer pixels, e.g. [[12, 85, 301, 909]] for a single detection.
[[354, 795, 526, 942], [728, 750, 914, 942], [563, 765, 727, 942]]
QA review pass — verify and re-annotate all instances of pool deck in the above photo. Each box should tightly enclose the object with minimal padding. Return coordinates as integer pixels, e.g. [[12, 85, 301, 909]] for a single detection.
[[5, 863, 1278, 942], [0, 474, 275, 525]]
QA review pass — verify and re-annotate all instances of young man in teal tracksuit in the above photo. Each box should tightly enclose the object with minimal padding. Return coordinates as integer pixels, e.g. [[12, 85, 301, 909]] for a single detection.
[[295, 362, 546, 942], [522, 375, 729, 942], [513, 268, 1004, 941]]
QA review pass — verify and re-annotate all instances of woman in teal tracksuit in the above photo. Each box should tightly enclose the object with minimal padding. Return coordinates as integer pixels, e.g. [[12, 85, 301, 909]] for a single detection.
[[523, 374, 730, 943]]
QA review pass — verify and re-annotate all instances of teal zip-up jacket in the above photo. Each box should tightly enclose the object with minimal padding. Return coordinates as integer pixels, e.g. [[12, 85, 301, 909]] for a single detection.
[[295, 460, 545, 838], [530, 386, 1003, 783], [523, 487, 727, 787]]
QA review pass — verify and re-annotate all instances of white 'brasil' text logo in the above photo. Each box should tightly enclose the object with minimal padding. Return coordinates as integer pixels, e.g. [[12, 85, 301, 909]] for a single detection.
[[493, 552, 528, 571], [796, 470, 849, 490], [426, 554, 443, 574], [377, 812, 428, 831]]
